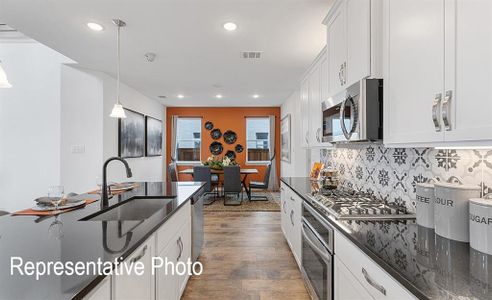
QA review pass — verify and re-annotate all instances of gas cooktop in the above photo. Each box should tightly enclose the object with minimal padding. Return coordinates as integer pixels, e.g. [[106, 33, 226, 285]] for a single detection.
[[305, 188, 416, 220]]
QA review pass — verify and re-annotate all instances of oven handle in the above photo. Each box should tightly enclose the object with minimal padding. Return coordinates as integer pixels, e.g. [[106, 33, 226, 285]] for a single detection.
[[302, 223, 332, 263]]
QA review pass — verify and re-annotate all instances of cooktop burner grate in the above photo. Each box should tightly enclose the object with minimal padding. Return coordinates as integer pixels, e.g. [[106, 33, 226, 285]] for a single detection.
[[306, 188, 416, 220]]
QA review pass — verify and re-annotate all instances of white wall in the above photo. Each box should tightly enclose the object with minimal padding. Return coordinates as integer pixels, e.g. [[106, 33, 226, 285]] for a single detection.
[[99, 72, 166, 183], [0, 42, 73, 212], [60, 67, 166, 192], [60, 65, 104, 193], [280, 90, 308, 177]]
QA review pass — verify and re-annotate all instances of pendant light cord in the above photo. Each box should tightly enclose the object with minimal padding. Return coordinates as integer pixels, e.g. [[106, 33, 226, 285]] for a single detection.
[[116, 24, 121, 105]]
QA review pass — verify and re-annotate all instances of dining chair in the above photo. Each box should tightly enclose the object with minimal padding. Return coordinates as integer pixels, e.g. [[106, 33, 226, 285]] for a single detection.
[[248, 163, 271, 201], [193, 166, 219, 204], [223, 166, 243, 206], [0, 210, 9, 217], [168, 162, 178, 182]]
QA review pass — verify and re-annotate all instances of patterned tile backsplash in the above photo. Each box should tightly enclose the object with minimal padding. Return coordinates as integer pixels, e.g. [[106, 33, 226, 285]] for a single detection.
[[319, 144, 492, 212]]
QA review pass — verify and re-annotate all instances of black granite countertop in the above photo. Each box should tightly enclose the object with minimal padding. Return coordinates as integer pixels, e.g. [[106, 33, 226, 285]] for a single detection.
[[281, 177, 492, 300], [0, 181, 204, 300]]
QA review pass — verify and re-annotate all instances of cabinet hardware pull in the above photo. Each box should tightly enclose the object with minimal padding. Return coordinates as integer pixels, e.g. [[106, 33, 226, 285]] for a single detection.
[[176, 237, 183, 261], [362, 268, 387, 296], [342, 62, 347, 85], [432, 93, 442, 132], [316, 128, 321, 143], [305, 131, 309, 144], [283, 201, 287, 213], [289, 196, 295, 202], [131, 245, 147, 264], [290, 210, 294, 226], [442, 90, 452, 131], [339, 64, 344, 85]]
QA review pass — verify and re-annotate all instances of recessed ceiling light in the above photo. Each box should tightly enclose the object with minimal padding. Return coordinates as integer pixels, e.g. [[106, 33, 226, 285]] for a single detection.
[[87, 22, 104, 31], [177, 94, 184, 99], [252, 94, 260, 99], [215, 94, 223, 99], [223, 22, 237, 31]]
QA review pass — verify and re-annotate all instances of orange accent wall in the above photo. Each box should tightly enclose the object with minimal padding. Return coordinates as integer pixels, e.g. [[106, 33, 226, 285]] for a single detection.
[[166, 107, 281, 186]]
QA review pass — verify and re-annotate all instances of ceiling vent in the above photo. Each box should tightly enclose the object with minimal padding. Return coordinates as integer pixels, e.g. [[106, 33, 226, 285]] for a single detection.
[[241, 51, 262, 59]]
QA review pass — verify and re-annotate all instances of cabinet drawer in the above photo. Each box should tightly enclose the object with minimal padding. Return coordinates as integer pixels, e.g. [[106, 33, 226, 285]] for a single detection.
[[335, 232, 416, 300], [156, 201, 191, 253]]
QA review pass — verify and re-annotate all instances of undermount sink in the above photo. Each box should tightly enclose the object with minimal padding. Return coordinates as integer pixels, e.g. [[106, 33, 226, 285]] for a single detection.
[[81, 197, 174, 221]]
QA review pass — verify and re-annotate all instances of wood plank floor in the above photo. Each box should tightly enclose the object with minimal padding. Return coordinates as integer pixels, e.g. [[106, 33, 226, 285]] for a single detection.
[[182, 211, 310, 300]]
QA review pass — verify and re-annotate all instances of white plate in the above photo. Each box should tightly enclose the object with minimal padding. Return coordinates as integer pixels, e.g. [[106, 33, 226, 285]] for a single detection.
[[31, 200, 86, 211]]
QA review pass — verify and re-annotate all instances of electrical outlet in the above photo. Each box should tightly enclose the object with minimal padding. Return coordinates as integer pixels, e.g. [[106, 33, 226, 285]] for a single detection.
[[71, 145, 85, 154]]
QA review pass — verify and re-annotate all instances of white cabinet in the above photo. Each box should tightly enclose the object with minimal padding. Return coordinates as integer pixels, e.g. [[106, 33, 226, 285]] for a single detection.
[[156, 220, 191, 300], [335, 256, 374, 300], [113, 236, 155, 300], [308, 61, 322, 146], [383, 0, 446, 145], [384, 0, 492, 146], [280, 183, 302, 266], [299, 78, 310, 148], [326, 0, 348, 95], [155, 202, 192, 300], [324, 0, 375, 97], [335, 230, 416, 300], [443, 0, 492, 143], [85, 277, 111, 300]]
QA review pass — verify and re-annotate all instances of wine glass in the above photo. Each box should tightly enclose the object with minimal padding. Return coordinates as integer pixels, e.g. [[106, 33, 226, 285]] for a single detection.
[[96, 175, 103, 194], [48, 185, 64, 212]]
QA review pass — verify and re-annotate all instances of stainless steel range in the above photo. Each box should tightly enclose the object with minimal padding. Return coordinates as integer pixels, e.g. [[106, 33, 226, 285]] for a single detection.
[[305, 188, 416, 220]]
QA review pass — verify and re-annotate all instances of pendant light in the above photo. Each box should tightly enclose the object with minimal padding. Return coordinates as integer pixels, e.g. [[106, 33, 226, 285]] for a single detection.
[[0, 60, 12, 88], [110, 19, 127, 118]]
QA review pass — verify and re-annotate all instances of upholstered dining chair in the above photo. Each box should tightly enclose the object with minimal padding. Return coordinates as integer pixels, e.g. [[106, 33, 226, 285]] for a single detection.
[[223, 166, 243, 206], [248, 163, 271, 201], [168, 162, 178, 182], [193, 166, 219, 204]]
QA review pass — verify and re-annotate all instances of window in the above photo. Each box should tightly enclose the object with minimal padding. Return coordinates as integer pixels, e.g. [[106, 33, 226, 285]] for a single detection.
[[246, 117, 270, 163], [176, 118, 201, 162]]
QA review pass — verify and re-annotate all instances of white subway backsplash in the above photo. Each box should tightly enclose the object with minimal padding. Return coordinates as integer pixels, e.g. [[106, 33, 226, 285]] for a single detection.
[[319, 145, 492, 212]]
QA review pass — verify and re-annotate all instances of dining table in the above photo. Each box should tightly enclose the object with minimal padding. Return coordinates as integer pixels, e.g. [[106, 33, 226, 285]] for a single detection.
[[179, 167, 259, 199]]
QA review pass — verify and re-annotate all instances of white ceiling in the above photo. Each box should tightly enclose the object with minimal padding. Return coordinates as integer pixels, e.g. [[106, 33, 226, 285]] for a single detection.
[[0, 0, 331, 106]]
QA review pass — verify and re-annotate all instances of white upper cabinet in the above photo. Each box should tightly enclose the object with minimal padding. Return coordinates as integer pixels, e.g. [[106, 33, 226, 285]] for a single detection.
[[346, 0, 371, 85], [443, 0, 492, 143], [299, 77, 310, 148], [383, 0, 445, 145], [324, 0, 375, 97], [326, 0, 348, 95], [308, 60, 322, 146], [384, 0, 492, 146]]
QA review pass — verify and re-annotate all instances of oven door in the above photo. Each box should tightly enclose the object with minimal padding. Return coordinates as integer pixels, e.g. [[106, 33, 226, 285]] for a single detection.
[[302, 221, 333, 300]]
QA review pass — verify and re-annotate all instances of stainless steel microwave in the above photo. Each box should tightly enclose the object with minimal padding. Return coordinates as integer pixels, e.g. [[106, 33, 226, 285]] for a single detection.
[[321, 79, 383, 143]]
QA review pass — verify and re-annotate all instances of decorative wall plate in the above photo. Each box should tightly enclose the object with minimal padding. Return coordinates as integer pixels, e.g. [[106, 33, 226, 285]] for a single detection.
[[204, 121, 214, 130], [235, 144, 244, 153], [223, 130, 237, 144], [209, 141, 223, 155], [210, 128, 222, 140], [225, 150, 236, 160]]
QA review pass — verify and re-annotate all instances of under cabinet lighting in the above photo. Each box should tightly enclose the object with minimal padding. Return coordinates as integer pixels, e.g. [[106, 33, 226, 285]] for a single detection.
[[435, 146, 492, 150]]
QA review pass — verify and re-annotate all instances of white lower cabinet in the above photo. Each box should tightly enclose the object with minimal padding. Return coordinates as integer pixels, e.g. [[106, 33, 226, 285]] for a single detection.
[[113, 237, 155, 300], [334, 230, 416, 300], [84, 202, 192, 300], [280, 183, 302, 266], [335, 256, 374, 300]]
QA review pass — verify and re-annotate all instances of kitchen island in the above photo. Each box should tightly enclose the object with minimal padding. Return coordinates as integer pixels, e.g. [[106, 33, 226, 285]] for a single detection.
[[0, 181, 204, 300], [281, 177, 492, 300]]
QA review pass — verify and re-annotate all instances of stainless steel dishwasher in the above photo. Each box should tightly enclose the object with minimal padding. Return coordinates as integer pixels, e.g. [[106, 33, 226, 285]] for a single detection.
[[191, 188, 204, 261]]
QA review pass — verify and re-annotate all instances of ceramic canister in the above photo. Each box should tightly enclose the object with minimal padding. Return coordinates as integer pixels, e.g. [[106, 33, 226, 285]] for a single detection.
[[416, 181, 437, 228], [434, 181, 481, 242], [469, 194, 492, 255]]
